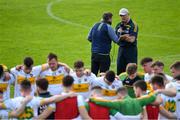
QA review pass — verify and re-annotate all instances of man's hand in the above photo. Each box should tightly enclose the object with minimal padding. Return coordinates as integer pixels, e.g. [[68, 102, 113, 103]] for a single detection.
[[119, 34, 129, 41], [84, 69, 91, 76], [15, 65, 23, 71], [58, 62, 71, 73], [4, 72, 11, 81], [99, 72, 105, 77]]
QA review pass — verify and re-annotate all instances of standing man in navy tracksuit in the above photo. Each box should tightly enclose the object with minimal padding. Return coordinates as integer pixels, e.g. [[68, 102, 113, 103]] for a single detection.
[[115, 8, 138, 75], [87, 12, 120, 76]]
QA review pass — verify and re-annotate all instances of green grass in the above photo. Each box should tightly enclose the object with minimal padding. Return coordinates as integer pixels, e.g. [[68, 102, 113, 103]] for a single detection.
[[0, 0, 180, 75]]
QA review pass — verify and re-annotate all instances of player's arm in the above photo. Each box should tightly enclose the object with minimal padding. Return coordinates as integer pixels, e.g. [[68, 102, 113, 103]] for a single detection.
[[87, 25, 95, 42], [137, 93, 157, 107], [36, 106, 55, 119], [40, 92, 76, 106], [156, 88, 176, 97], [79, 106, 92, 120], [90, 97, 122, 110], [159, 106, 177, 119], [122, 23, 138, 43], [141, 107, 148, 120], [107, 24, 120, 44], [78, 96, 92, 120], [151, 95, 163, 105], [9, 96, 32, 118], [59, 62, 72, 72]]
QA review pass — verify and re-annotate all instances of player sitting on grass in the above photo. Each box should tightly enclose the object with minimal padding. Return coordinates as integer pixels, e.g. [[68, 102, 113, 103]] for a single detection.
[[95, 70, 123, 100], [71, 60, 97, 100], [10, 57, 48, 97]]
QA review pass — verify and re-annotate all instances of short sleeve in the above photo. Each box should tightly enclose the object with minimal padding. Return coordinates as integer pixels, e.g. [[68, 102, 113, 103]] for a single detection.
[[129, 22, 138, 37]]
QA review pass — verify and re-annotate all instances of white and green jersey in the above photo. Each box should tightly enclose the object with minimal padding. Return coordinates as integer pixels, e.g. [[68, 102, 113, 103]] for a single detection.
[[11, 65, 44, 97], [71, 72, 97, 100], [95, 77, 123, 100], [159, 94, 176, 120], [40, 66, 68, 95], [3, 96, 55, 119], [0, 73, 15, 100]]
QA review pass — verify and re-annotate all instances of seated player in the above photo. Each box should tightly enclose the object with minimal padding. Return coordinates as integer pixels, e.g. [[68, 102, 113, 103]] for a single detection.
[[122, 63, 143, 98], [95, 70, 123, 100], [71, 60, 97, 100], [10, 57, 48, 97], [39, 53, 71, 95]]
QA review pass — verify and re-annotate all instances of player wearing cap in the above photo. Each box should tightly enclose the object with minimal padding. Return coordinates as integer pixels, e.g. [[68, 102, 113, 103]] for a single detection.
[[87, 12, 120, 76], [115, 8, 138, 75]]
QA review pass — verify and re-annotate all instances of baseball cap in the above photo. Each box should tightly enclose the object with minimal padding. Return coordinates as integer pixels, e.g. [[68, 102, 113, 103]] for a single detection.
[[119, 8, 129, 16]]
